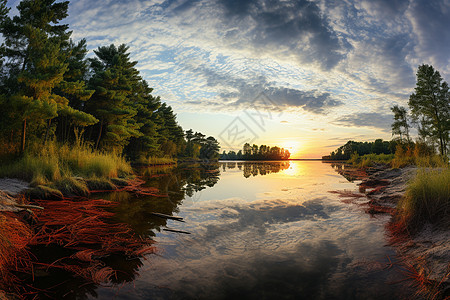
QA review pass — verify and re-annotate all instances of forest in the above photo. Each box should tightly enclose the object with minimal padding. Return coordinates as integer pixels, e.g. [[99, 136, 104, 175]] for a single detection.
[[0, 0, 219, 165], [220, 143, 291, 160]]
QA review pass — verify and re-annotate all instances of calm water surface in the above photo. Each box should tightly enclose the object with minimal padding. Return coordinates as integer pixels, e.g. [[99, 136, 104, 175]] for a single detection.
[[33, 161, 416, 299]]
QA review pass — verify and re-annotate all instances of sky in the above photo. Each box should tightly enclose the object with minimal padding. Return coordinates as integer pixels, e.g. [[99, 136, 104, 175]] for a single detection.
[[9, 0, 450, 158]]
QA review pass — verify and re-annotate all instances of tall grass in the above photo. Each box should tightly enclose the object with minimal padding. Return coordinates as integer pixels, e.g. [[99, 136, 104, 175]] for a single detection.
[[348, 152, 395, 168], [136, 155, 176, 165], [398, 168, 450, 229], [391, 143, 447, 168], [0, 141, 132, 186]]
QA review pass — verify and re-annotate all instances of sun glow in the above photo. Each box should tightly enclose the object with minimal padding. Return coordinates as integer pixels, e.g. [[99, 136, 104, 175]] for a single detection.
[[281, 141, 301, 158]]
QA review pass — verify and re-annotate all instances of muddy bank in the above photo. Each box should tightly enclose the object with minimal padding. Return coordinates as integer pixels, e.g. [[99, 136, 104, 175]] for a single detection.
[[360, 166, 450, 292]]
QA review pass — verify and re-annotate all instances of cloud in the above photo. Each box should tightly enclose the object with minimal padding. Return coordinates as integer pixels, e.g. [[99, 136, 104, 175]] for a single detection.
[[213, 0, 350, 70], [54, 0, 449, 140], [332, 112, 393, 132], [406, 0, 450, 73], [184, 65, 343, 114]]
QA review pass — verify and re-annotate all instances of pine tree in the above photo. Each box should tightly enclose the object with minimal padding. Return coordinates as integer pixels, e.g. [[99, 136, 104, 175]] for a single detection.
[[0, 0, 72, 151], [391, 105, 410, 143], [124, 79, 161, 160], [409, 64, 449, 156], [55, 39, 97, 142], [86, 44, 142, 151]]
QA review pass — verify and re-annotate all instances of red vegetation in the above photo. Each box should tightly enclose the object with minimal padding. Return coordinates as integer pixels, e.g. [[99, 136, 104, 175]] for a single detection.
[[90, 177, 168, 197], [0, 212, 33, 291], [386, 218, 450, 299], [28, 198, 155, 283], [334, 167, 368, 181]]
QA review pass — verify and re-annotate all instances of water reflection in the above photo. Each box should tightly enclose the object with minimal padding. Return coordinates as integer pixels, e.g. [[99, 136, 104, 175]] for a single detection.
[[24, 162, 415, 299], [221, 161, 290, 177], [91, 161, 413, 300]]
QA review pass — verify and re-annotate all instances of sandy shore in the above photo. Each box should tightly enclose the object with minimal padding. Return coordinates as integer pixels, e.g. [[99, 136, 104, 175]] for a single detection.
[[0, 178, 29, 212], [360, 166, 450, 288]]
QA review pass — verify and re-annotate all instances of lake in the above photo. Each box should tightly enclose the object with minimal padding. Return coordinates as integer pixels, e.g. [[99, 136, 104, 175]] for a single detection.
[[28, 161, 416, 299]]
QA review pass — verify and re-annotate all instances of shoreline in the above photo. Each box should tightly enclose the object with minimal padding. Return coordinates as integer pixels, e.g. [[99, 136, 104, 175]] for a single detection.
[[357, 166, 450, 296]]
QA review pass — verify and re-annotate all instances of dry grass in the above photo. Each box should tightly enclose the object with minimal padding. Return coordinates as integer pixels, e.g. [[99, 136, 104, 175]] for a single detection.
[[398, 168, 450, 230], [391, 144, 448, 168], [348, 153, 395, 168], [136, 155, 176, 165], [0, 142, 132, 195]]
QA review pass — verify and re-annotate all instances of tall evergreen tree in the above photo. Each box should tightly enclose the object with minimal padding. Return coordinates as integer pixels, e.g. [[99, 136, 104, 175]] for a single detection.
[[124, 79, 161, 160], [0, 0, 72, 151], [409, 64, 449, 156], [86, 44, 141, 150], [391, 105, 410, 143], [55, 39, 97, 142]]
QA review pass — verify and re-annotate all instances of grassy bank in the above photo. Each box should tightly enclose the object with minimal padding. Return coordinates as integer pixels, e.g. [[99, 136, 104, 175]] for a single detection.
[[0, 142, 133, 197], [347, 148, 447, 169], [135, 155, 176, 166], [398, 168, 450, 230], [347, 153, 394, 168]]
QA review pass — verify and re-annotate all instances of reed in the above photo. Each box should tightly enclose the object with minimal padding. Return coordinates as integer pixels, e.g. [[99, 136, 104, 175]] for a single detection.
[[348, 152, 394, 168], [136, 155, 176, 166], [391, 143, 448, 168], [0, 141, 133, 191], [398, 168, 450, 229]]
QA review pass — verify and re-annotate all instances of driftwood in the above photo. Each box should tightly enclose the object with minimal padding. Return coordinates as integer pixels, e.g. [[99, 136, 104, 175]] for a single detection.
[[14, 204, 45, 210], [150, 212, 184, 222], [163, 228, 191, 234]]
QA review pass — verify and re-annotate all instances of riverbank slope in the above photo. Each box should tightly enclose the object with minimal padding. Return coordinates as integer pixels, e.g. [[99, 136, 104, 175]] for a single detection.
[[360, 166, 449, 296]]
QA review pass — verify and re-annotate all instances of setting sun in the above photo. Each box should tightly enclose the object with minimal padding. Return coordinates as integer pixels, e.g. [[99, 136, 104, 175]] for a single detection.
[[281, 141, 301, 158]]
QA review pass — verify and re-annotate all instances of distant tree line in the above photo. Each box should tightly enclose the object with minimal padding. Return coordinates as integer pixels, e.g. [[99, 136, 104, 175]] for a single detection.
[[324, 64, 449, 161], [322, 139, 394, 160], [221, 143, 290, 160], [0, 0, 220, 161]]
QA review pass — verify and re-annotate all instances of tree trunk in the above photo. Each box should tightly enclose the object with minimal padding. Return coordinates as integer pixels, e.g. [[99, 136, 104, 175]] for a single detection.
[[439, 132, 444, 156], [44, 119, 52, 144], [21, 119, 27, 153], [95, 118, 103, 150]]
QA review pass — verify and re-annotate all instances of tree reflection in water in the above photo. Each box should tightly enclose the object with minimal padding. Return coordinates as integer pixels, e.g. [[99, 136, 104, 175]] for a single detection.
[[23, 161, 294, 298], [221, 161, 290, 177]]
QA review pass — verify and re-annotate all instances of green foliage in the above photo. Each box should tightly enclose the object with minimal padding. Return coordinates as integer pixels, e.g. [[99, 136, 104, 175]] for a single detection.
[[181, 130, 220, 160], [0, 0, 219, 175], [391, 105, 410, 143], [398, 168, 450, 229], [136, 156, 176, 165], [222, 143, 290, 160], [347, 152, 394, 168], [0, 142, 132, 187], [53, 176, 89, 197], [409, 64, 449, 156], [323, 139, 393, 160], [391, 142, 447, 168]]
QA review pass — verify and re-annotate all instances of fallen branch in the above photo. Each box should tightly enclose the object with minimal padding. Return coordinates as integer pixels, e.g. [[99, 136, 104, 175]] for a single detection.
[[14, 204, 44, 210], [150, 212, 184, 222], [163, 228, 191, 234]]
